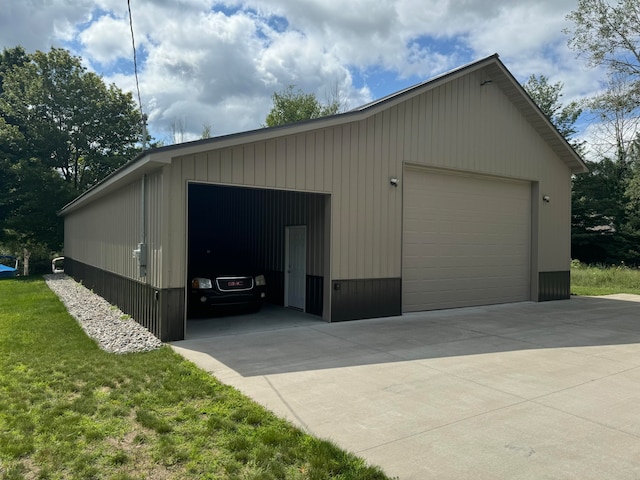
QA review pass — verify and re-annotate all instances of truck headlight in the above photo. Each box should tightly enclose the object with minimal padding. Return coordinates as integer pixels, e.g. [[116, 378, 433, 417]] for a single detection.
[[255, 274, 266, 286], [191, 277, 213, 289]]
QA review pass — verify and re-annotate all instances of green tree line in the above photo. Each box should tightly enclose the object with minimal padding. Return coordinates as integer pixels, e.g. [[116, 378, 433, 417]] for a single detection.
[[0, 47, 143, 271], [524, 0, 640, 265]]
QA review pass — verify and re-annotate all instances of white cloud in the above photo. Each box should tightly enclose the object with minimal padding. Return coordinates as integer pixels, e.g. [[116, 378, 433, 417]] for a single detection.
[[0, 0, 93, 51], [79, 15, 131, 66], [1, 0, 609, 144]]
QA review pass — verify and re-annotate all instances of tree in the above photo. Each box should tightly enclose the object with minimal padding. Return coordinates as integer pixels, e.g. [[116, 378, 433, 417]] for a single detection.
[[264, 85, 341, 127], [586, 74, 640, 163], [0, 46, 28, 96], [0, 117, 21, 244], [565, 0, 640, 81], [565, 0, 640, 163], [521, 74, 626, 262], [571, 157, 639, 264], [170, 116, 187, 144], [564, 0, 640, 265], [0, 47, 142, 192], [2, 157, 75, 253], [201, 123, 212, 139], [620, 136, 640, 240], [0, 46, 144, 261], [523, 74, 584, 153]]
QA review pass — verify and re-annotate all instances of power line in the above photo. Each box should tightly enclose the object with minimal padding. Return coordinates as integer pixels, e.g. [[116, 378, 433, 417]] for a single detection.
[[127, 0, 147, 148]]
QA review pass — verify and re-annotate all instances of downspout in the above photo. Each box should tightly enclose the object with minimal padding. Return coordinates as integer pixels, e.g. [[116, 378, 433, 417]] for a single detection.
[[133, 174, 148, 277], [141, 173, 146, 247]]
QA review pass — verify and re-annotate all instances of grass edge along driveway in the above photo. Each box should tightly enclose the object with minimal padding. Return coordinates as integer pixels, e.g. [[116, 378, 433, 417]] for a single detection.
[[0, 277, 392, 480]]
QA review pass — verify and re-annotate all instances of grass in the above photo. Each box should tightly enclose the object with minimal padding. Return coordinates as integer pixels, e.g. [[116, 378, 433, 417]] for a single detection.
[[571, 261, 640, 296], [0, 277, 392, 480]]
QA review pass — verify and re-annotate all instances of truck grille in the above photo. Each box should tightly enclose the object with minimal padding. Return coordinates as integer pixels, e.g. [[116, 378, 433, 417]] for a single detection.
[[216, 276, 253, 292]]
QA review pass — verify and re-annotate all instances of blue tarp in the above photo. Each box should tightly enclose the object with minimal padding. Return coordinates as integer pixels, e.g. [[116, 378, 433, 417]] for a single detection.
[[0, 263, 17, 279]]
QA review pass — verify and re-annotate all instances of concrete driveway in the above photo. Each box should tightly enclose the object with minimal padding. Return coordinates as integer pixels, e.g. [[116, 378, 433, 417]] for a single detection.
[[172, 295, 640, 480]]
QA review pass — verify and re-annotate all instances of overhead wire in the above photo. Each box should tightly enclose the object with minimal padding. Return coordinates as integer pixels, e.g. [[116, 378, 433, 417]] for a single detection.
[[127, 0, 147, 148]]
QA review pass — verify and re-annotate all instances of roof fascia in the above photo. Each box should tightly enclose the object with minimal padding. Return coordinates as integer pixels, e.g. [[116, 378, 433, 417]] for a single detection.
[[58, 154, 170, 216], [482, 59, 588, 174], [351, 54, 501, 116], [147, 115, 358, 162]]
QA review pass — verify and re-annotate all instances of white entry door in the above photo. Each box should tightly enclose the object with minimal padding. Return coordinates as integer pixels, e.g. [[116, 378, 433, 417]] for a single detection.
[[285, 226, 306, 311]]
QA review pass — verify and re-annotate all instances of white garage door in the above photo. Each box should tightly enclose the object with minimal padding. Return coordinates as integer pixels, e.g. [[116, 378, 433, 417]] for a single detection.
[[403, 167, 531, 312]]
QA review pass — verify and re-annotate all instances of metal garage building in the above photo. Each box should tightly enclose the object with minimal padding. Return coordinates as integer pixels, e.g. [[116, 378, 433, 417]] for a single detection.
[[59, 54, 587, 341]]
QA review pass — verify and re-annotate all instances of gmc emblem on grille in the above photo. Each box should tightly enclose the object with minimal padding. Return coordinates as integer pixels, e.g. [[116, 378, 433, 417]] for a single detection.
[[228, 280, 244, 287]]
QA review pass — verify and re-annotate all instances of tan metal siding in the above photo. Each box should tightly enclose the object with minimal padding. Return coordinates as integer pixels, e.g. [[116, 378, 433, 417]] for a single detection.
[[145, 171, 164, 287], [162, 65, 570, 288], [63, 170, 164, 286], [165, 122, 404, 287], [330, 118, 403, 281], [537, 163, 572, 271], [390, 71, 560, 179], [166, 156, 189, 288], [389, 69, 572, 274]]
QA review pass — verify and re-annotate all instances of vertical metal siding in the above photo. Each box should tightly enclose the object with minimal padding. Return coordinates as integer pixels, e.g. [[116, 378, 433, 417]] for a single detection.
[[398, 70, 571, 273], [64, 170, 164, 287], [67, 181, 129, 277], [65, 257, 184, 341], [168, 115, 404, 284], [164, 65, 571, 288], [146, 170, 164, 287], [539, 271, 571, 301]]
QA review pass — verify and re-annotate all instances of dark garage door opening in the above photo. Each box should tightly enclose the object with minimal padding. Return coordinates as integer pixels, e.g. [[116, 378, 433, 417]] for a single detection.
[[187, 183, 328, 326]]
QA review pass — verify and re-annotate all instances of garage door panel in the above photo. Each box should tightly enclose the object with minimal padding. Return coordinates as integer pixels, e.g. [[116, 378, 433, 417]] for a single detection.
[[405, 250, 529, 269], [404, 270, 528, 288], [402, 168, 531, 312], [403, 285, 525, 308]]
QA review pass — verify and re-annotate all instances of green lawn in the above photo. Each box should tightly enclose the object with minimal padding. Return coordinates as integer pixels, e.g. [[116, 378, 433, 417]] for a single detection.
[[571, 262, 640, 296], [0, 277, 391, 480]]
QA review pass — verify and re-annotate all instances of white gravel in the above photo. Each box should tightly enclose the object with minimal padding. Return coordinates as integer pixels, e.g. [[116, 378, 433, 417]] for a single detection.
[[44, 273, 163, 354]]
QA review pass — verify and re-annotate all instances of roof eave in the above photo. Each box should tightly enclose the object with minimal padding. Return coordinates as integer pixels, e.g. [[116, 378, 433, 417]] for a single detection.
[[482, 60, 589, 174], [59, 110, 369, 216], [58, 154, 171, 216]]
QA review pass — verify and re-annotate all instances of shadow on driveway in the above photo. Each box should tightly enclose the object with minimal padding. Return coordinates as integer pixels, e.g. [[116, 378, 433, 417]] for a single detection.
[[176, 295, 640, 378], [172, 295, 640, 479]]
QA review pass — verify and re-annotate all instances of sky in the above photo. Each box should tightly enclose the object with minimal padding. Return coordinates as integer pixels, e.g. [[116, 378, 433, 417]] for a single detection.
[[0, 0, 605, 147]]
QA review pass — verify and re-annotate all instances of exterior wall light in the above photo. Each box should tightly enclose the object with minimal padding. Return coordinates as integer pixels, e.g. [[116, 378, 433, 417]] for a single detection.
[[390, 177, 399, 187], [542, 195, 550, 203]]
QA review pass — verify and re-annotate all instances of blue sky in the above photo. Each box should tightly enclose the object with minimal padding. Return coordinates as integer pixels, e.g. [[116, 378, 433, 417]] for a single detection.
[[0, 0, 606, 149]]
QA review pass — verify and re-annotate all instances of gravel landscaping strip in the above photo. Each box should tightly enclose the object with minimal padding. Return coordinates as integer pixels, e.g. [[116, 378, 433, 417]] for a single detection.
[[44, 273, 163, 354]]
